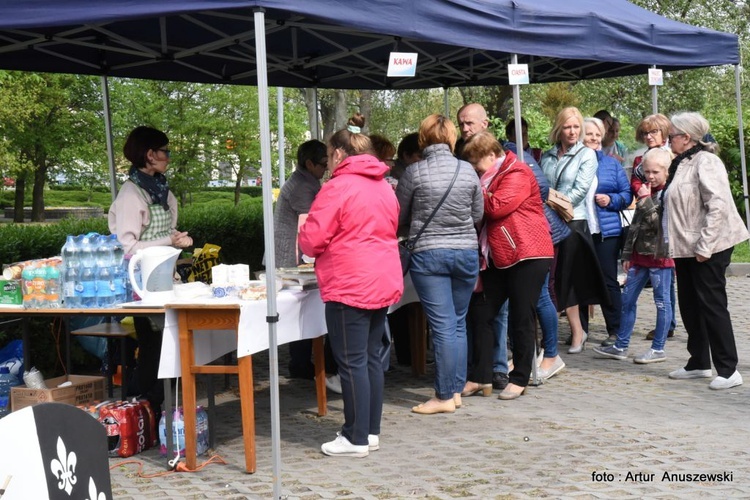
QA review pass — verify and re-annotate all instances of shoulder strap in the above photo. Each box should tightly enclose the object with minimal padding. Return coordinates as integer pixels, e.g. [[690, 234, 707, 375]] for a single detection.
[[407, 159, 461, 249], [554, 146, 586, 189]]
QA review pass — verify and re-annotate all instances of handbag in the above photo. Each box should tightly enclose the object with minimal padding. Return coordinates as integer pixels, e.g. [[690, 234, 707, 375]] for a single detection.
[[546, 188, 574, 222], [400, 160, 461, 275], [545, 147, 585, 223]]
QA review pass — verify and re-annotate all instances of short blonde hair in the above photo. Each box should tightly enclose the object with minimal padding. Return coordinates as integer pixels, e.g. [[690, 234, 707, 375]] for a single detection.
[[461, 130, 504, 164], [419, 114, 457, 152], [549, 107, 584, 144], [641, 147, 672, 170]]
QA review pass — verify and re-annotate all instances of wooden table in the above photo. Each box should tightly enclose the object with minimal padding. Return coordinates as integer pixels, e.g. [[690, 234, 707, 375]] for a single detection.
[[163, 297, 327, 474], [0, 306, 163, 372]]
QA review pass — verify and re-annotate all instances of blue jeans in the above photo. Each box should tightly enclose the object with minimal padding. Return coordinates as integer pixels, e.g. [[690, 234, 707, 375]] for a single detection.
[[325, 302, 388, 446], [616, 266, 673, 351], [410, 249, 478, 400], [536, 272, 559, 357], [492, 301, 509, 374]]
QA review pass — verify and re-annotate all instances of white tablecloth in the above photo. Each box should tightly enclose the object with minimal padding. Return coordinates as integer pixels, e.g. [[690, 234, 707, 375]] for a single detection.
[[157, 289, 326, 378], [388, 273, 420, 313]]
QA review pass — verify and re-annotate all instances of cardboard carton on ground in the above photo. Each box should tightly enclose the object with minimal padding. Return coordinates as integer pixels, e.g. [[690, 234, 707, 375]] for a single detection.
[[11, 374, 105, 411]]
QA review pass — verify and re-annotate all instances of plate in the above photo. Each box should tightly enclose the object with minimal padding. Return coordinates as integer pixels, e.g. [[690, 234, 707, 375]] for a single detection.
[[118, 301, 166, 309], [277, 266, 316, 275]]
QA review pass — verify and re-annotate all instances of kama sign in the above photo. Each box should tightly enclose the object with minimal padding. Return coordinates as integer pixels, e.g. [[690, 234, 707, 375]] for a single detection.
[[387, 52, 418, 77]]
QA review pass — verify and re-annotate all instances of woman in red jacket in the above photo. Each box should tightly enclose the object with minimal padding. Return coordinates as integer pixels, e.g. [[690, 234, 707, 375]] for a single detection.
[[299, 114, 403, 458], [462, 131, 554, 400]]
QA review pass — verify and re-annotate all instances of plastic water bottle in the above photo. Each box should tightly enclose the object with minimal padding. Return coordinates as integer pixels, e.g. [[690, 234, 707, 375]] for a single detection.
[[110, 235, 127, 304], [0, 366, 20, 419], [46, 263, 61, 308], [80, 266, 97, 308], [21, 265, 37, 308], [79, 235, 97, 308], [95, 236, 116, 308], [61, 235, 81, 308]]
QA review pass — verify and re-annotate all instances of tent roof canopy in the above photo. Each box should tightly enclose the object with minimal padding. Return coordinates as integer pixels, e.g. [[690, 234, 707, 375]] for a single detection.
[[0, 0, 738, 89]]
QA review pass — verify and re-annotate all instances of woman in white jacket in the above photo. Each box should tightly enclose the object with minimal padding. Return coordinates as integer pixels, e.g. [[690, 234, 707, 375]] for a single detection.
[[665, 112, 749, 390]]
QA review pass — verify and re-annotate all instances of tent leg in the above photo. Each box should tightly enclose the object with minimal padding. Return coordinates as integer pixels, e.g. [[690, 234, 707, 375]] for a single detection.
[[277, 87, 286, 188], [735, 64, 750, 234], [101, 76, 118, 202], [254, 8, 283, 499], [511, 54, 523, 155], [443, 87, 450, 117], [651, 65, 658, 114]]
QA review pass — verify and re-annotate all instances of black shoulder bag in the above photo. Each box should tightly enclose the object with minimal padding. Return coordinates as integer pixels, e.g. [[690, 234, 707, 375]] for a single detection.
[[400, 160, 461, 275]]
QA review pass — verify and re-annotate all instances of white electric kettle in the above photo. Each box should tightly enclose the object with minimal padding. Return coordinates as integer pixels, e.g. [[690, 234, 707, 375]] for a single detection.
[[128, 246, 181, 304]]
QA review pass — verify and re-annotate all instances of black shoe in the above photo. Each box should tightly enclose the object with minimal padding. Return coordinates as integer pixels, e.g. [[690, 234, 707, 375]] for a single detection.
[[565, 334, 572, 346], [600, 334, 618, 347], [646, 329, 675, 341], [492, 372, 509, 391], [288, 362, 315, 380]]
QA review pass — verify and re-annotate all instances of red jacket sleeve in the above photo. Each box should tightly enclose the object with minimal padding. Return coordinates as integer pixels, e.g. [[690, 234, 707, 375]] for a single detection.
[[483, 168, 535, 220], [298, 183, 342, 258]]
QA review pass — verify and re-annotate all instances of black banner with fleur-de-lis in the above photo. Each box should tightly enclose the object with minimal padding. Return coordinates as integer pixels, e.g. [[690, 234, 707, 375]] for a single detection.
[[34, 403, 112, 500]]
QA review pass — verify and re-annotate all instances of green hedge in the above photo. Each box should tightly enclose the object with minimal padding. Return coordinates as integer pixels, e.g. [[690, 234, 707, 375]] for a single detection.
[[0, 197, 266, 269]]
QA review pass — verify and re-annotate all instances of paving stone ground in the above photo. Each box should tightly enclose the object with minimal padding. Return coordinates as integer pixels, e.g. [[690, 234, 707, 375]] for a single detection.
[[109, 276, 750, 499]]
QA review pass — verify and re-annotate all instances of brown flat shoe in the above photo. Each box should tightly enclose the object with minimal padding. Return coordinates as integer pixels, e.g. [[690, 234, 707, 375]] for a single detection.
[[646, 329, 675, 340], [411, 398, 456, 415]]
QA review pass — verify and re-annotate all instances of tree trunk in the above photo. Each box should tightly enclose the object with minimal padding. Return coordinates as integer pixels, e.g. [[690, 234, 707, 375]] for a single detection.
[[334, 90, 348, 132], [359, 90, 372, 134], [31, 159, 47, 222], [13, 174, 25, 223], [303, 88, 319, 140]]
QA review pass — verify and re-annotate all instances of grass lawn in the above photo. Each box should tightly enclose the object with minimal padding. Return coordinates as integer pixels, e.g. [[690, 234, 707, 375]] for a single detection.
[[732, 241, 750, 262]]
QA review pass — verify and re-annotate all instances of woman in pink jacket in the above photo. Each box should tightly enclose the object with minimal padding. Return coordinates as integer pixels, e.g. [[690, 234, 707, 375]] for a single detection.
[[299, 114, 403, 458]]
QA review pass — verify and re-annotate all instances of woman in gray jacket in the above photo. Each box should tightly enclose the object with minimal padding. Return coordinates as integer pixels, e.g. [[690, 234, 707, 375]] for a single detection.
[[665, 112, 749, 390], [396, 114, 483, 415]]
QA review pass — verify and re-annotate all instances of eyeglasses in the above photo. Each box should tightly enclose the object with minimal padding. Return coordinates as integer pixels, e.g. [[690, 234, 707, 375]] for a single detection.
[[644, 130, 661, 137], [668, 133, 686, 141], [157, 148, 171, 158]]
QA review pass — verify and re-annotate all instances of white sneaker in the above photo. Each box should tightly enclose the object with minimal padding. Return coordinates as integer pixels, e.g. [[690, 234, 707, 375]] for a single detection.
[[336, 431, 379, 451], [325, 374, 342, 394], [668, 367, 713, 379], [321, 434, 368, 458], [709, 371, 743, 390], [368, 434, 379, 451]]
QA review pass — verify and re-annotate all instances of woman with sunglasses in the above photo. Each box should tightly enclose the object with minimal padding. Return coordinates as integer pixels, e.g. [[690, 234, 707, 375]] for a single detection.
[[108, 126, 193, 415]]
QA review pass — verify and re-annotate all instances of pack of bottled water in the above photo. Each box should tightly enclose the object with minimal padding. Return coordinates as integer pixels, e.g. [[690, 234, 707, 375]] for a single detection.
[[61, 233, 129, 309]]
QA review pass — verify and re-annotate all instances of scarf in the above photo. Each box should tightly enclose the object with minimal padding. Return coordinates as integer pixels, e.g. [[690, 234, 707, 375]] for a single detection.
[[129, 166, 170, 211], [664, 143, 703, 193]]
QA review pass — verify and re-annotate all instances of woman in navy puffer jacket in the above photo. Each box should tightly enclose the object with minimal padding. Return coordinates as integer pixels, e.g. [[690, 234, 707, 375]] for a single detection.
[[583, 117, 632, 345]]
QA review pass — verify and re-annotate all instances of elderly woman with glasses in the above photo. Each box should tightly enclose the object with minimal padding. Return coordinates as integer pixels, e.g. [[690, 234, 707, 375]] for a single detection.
[[663, 112, 749, 390]]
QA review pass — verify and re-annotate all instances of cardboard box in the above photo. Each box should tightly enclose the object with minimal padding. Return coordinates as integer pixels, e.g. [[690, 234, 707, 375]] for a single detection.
[[11, 375, 105, 411]]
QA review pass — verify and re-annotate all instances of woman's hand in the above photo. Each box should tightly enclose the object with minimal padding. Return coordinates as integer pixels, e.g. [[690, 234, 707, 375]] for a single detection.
[[695, 253, 709, 263], [594, 194, 610, 207], [622, 260, 631, 273], [171, 231, 193, 248]]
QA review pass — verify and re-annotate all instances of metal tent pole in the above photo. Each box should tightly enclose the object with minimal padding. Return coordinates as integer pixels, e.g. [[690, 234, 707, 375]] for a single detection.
[[277, 87, 286, 188], [651, 65, 658, 114], [511, 54, 524, 160], [735, 64, 750, 233], [443, 87, 450, 117], [254, 8, 283, 499], [101, 76, 118, 201]]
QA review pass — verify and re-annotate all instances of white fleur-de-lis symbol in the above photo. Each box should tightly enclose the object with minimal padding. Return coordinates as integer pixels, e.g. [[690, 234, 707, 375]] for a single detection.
[[50, 436, 77, 495], [86, 476, 106, 500]]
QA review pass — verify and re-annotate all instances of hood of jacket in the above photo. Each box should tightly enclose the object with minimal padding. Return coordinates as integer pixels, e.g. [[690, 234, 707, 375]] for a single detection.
[[332, 154, 389, 180]]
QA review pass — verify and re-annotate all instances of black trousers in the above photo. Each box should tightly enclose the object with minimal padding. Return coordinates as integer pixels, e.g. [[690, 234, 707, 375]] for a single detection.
[[674, 248, 738, 378], [592, 232, 623, 335], [133, 316, 164, 410], [469, 258, 551, 387]]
